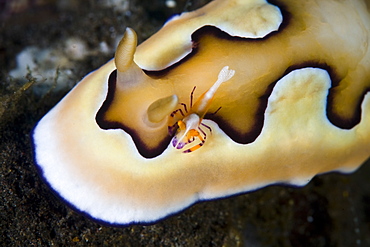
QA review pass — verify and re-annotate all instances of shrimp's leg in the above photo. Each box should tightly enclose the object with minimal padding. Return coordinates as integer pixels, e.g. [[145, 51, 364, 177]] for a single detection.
[[210, 106, 222, 115], [198, 126, 206, 138], [182, 121, 213, 152], [200, 122, 212, 134], [180, 103, 188, 114], [183, 131, 205, 153], [168, 103, 188, 135], [190, 86, 196, 108]]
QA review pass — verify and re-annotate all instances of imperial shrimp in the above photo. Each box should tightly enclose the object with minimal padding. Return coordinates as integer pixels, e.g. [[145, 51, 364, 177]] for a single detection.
[[168, 66, 235, 153]]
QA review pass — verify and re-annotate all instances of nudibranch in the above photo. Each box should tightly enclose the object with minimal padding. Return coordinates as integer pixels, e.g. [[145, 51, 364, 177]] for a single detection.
[[32, 0, 370, 225]]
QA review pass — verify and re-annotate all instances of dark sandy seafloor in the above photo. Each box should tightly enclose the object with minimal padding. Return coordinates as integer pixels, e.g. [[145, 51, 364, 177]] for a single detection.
[[0, 0, 369, 246]]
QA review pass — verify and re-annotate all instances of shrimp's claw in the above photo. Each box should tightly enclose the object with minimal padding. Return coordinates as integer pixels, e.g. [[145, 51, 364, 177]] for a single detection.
[[218, 66, 235, 83]]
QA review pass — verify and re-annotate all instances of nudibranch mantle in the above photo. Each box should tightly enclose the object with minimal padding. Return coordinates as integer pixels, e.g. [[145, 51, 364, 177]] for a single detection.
[[32, 0, 370, 225]]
